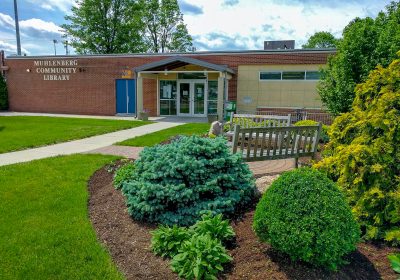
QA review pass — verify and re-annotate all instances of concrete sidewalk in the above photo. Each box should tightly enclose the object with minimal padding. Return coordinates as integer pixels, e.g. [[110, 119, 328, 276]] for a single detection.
[[1, 111, 207, 123], [0, 122, 183, 166]]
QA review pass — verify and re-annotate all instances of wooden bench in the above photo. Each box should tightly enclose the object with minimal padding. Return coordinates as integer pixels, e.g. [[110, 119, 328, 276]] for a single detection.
[[231, 123, 322, 168], [225, 113, 292, 137]]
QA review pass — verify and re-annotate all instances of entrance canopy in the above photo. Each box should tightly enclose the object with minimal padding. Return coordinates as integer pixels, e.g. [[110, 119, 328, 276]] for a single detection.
[[134, 56, 235, 74], [134, 56, 234, 120]]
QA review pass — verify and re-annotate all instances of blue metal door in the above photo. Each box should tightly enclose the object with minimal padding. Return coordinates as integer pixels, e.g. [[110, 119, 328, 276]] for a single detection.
[[116, 79, 136, 114]]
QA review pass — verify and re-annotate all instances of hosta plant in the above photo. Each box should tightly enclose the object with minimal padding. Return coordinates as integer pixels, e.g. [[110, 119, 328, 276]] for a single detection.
[[190, 213, 235, 244], [120, 135, 256, 226], [171, 234, 232, 280], [151, 225, 190, 258], [150, 213, 235, 279], [113, 161, 135, 189]]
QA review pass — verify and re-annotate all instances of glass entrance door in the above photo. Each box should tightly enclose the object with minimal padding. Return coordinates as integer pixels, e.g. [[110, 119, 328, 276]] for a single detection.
[[193, 83, 205, 116], [178, 80, 206, 117], [179, 82, 190, 115]]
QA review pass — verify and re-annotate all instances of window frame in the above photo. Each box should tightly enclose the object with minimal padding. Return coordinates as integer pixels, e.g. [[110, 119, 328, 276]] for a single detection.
[[159, 80, 177, 116], [259, 70, 321, 81]]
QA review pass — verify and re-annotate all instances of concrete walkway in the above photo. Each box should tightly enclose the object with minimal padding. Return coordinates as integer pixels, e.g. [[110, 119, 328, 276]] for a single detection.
[[0, 122, 183, 166], [1, 111, 207, 123]]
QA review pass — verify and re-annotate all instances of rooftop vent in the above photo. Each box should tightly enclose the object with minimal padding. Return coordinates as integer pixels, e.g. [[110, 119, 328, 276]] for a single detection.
[[264, 40, 295, 50]]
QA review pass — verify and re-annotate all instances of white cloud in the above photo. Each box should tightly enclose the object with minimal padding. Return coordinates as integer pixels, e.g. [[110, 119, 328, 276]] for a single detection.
[[183, 0, 391, 50], [0, 40, 29, 55], [20, 18, 62, 35], [0, 15, 64, 56], [0, 13, 15, 29], [40, 3, 55, 11], [26, 0, 75, 13]]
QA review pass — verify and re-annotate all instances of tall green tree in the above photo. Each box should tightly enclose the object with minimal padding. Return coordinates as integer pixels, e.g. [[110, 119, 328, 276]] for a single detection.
[[302, 31, 339, 49], [140, 0, 193, 53], [62, 0, 146, 54], [0, 74, 8, 110], [318, 1, 400, 115]]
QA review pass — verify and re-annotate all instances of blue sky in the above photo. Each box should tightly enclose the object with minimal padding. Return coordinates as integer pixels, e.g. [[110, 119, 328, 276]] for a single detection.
[[0, 0, 393, 56]]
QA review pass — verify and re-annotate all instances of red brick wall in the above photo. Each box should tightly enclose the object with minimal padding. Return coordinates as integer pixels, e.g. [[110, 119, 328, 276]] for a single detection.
[[143, 78, 157, 116], [4, 51, 334, 116]]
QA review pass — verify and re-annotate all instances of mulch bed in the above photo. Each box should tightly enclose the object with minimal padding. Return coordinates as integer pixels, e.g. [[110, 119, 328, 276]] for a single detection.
[[88, 162, 400, 280]]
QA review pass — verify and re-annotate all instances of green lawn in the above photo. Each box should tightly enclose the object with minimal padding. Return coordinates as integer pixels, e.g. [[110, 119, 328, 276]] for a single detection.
[[0, 154, 123, 280], [0, 116, 152, 153], [117, 123, 210, 147]]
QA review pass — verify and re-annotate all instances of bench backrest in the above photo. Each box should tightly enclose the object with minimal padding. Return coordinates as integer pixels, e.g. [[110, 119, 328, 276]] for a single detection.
[[229, 113, 291, 132], [232, 123, 321, 164]]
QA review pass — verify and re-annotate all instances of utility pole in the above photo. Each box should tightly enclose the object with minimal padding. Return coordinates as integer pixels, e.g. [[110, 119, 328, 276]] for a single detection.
[[62, 34, 69, 55], [63, 40, 69, 55], [13, 0, 21, 55], [53, 39, 58, 55]]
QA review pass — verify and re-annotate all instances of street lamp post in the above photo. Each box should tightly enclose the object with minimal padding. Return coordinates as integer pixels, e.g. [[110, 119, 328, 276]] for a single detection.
[[53, 39, 58, 55], [13, 0, 21, 56]]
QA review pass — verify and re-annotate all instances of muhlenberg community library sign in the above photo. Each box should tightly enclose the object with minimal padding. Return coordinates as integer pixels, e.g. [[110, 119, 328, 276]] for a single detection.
[[1, 48, 335, 118], [33, 60, 79, 81]]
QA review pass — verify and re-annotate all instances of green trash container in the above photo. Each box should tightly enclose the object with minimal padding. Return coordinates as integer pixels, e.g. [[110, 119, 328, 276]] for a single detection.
[[225, 101, 237, 121]]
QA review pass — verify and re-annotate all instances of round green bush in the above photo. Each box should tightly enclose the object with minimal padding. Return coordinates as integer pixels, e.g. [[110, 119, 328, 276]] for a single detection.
[[120, 135, 256, 226], [253, 168, 360, 270]]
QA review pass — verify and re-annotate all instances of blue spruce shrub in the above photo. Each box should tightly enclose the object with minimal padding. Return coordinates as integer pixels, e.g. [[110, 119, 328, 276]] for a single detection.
[[121, 135, 256, 226], [253, 168, 360, 270]]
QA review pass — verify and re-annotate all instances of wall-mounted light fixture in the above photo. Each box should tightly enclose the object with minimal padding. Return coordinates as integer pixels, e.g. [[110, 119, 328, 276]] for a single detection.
[[26, 69, 31, 72]]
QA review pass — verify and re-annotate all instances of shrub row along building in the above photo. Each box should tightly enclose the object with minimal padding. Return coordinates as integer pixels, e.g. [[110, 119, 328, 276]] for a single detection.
[[0, 41, 335, 120]]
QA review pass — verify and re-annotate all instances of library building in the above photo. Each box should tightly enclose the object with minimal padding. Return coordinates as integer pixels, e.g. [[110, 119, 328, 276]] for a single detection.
[[0, 40, 335, 121]]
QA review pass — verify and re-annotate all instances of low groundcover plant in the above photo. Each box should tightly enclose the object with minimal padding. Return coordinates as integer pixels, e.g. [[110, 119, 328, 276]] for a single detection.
[[151, 213, 234, 280]]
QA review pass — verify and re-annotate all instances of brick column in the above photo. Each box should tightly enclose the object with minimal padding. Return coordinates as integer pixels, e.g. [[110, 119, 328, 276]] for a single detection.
[[136, 74, 143, 116]]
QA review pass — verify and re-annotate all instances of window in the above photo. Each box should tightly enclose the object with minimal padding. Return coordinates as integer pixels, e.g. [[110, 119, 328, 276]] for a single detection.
[[260, 72, 281, 80], [159, 80, 177, 115], [208, 81, 218, 114], [282, 71, 305, 80], [305, 71, 321, 80], [259, 70, 321, 81]]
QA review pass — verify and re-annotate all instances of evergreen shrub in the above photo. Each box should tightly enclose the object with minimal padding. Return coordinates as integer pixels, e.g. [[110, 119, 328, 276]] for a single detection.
[[294, 120, 330, 143], [0, 74, 7, 110], [120, 135, 256, 226], [224, 118, 278, 132], [253, 168, 360, 270], [314, 56, 400, 244]]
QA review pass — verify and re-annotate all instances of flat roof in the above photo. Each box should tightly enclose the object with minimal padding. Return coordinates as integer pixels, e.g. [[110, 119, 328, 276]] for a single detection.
[[5, 48, 336, 60]]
